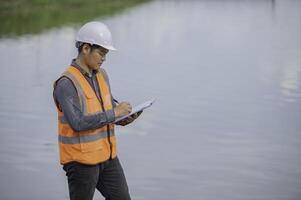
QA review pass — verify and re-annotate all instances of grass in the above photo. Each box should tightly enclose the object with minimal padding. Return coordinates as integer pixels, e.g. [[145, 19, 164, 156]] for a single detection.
[[0, 0, 150, 37]]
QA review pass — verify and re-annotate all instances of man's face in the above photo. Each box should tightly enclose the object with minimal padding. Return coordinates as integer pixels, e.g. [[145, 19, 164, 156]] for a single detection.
[[83, 45, 108, 70]]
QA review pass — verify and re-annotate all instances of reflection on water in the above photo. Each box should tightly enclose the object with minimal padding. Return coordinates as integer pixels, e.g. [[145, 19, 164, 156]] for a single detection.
[[1, 0, 301, 200], [281, 57, 301, 101]]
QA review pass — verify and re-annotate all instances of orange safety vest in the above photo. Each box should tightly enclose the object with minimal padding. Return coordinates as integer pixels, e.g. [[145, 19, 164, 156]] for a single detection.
[[54, 66, 117, 165]]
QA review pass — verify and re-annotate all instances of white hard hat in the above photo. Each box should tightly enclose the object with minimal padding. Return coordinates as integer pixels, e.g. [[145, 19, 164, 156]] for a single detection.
[[76, 21, 116, 51]]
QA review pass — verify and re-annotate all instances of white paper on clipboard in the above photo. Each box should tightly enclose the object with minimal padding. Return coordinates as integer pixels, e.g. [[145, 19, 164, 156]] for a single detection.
[[114, 99, 155, 123]]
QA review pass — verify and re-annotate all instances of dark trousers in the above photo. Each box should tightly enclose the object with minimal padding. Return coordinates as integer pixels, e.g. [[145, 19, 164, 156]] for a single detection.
[[63, 157, 131, 200]]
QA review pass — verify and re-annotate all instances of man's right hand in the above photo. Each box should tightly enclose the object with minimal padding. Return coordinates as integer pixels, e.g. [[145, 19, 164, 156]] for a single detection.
[[114, 102, 132, 118]]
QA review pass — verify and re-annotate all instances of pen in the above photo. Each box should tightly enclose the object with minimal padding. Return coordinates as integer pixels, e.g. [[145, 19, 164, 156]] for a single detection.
[[113, 99, 119, 104]]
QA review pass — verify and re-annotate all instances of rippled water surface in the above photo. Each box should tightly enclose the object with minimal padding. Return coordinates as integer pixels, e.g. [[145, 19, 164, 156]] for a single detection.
[[0, 0, 301, 199]]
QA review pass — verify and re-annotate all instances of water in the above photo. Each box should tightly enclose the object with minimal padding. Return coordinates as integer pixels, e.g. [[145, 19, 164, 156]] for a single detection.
[[0, 0, 301, 199]]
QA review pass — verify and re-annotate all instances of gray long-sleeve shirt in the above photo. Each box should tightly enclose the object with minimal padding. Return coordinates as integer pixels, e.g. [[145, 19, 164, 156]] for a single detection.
[[53, 59, 116, 132]]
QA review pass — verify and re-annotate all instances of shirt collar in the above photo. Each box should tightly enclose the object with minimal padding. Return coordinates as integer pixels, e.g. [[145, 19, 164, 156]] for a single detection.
[[70, 59, 99, 78]]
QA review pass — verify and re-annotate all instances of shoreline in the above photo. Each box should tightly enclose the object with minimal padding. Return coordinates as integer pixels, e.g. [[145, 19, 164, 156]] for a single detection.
[[1, 0, 150, 37]]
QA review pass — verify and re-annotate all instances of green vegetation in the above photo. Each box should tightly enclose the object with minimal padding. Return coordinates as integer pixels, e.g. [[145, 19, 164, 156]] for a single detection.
[[0, 0, 150, 37]]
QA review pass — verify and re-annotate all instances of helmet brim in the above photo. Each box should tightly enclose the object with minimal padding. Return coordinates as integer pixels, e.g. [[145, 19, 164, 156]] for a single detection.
[[101, 44, 117, 51]]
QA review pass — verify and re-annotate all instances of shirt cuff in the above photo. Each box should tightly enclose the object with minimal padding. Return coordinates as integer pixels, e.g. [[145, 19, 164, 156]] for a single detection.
[[105, 109, 115, 123]]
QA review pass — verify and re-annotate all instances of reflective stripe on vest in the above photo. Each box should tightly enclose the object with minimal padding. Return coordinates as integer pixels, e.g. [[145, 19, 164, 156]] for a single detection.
[[58, 129, 115, 144], [55, 66, 117, 165]]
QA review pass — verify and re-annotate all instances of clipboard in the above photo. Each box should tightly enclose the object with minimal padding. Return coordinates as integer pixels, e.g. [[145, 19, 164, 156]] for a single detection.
[[114, 99, 155, 123]]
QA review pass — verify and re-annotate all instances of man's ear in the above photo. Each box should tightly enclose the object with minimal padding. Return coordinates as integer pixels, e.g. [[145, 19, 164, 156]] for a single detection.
[[82, 44, 91, 55]]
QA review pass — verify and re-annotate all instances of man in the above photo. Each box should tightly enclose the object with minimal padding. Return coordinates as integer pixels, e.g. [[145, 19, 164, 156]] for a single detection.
[[53, 21, 141, 200]]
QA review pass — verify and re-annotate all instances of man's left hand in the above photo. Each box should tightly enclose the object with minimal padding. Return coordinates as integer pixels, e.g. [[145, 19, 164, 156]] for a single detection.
[[116, 111, 143, 126]]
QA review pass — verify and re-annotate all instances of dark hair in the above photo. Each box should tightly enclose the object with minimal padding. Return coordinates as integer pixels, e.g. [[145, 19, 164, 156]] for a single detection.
[[77, 42, 101, 54]]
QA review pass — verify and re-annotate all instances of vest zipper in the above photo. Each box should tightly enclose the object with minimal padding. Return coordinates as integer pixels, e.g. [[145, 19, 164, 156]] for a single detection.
[[92, 75, 113, 160], [99, 100, 113, 160]]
